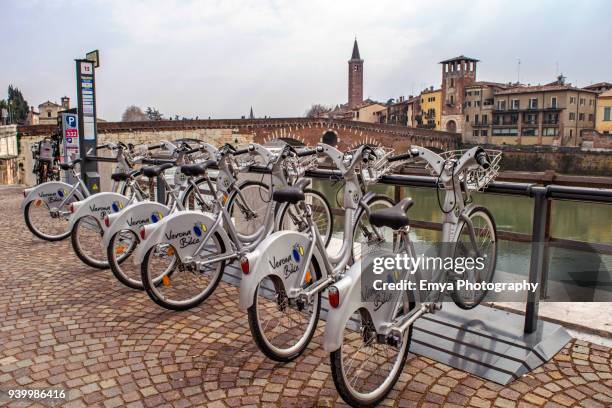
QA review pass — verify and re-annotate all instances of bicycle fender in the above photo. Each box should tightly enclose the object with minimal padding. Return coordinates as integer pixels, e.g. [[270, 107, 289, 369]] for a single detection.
[[102, 201, 171, 247], [21, 181, 83, 211], [68, 192, 130, 232], [132, 210, 231, 265], [324, 258, 417, 352], [323, 263, 363, 353], [238, 230, 325, 311]]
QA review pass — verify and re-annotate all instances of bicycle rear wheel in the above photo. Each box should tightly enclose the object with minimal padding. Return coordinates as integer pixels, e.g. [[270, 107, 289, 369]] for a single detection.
[[330, 308, 412, 407], [71, 216, 110, 269], [107, 230, 143, 290], [141, 233, 226, 311], [247, 258, 322, 362], [450, 206, 497, 309], [24, 197, 77, 241]]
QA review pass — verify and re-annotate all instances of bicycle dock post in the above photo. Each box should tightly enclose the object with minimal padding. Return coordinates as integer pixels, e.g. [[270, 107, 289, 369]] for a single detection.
[[524, 186, 548, 334]]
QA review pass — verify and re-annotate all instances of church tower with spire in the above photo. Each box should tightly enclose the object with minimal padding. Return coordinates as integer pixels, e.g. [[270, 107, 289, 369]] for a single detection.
[[348, 38, 364, 109]]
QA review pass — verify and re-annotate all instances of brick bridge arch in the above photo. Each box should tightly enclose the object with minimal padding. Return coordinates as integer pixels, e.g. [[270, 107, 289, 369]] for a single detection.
[[18, 117, 460, 152]]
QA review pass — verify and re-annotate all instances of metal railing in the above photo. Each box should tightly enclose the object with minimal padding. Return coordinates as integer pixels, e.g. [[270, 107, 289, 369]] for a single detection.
[[84, 154, 612, 335]]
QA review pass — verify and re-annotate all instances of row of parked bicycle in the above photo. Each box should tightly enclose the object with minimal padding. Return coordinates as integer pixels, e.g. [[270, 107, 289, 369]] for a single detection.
[[21, 138, 500, 407]]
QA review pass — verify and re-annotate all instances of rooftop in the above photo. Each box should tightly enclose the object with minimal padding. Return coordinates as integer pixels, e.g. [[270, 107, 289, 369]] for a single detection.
[[350, 38, 361, 60], [439, 55, 479, 64], [496, 83, 598, 95]]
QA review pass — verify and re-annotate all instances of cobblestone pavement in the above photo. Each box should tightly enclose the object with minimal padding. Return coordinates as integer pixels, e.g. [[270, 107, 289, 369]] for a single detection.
[[1, 187, 611, 408]]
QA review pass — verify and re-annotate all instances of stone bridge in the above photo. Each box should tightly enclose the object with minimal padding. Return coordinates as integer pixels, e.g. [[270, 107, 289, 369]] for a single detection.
[[18, 117, 460, 151], [13, 118, 459, 185]]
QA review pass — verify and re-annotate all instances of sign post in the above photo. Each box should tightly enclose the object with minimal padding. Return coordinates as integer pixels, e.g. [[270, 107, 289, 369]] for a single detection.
[[59, 110, 80, 184], [75, 57, 100, 192]]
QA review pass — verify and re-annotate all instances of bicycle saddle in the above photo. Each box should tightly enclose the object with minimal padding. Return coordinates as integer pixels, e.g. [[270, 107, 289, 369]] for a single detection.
[[180, 160, 216, 177], [369, 198, 414, 230], [59, 158, 82, 171], [141, 163, 174, 178], [111, 169, 141, 182], [272, 179, 311, 204]]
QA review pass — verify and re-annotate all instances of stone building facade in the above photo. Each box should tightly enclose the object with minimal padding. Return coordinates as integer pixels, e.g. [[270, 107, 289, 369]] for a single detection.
[[440, 56, 478, 134]]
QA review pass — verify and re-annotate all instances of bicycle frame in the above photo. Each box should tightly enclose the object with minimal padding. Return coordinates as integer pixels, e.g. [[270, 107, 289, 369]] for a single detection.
[[323, 145, 492, 352], [238, 144, 382, 311], [131, 143, 296, 267]]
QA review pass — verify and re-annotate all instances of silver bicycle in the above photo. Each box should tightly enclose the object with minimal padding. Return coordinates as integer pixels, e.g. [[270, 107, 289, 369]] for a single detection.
[[324, 145, 500, 407], [135, 142, 333, 311], [238, 143, 398, 362]]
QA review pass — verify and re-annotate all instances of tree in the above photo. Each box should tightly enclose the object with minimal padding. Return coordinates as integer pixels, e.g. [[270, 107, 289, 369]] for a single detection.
[[6, 85, 29, 124], [121, 105, 148, 122], [145, 107, 163, 121], [304, 104, 332, 118]]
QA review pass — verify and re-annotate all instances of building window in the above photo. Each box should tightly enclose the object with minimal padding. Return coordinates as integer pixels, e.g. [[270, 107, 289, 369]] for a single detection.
[[589, 99, 594, 106], [588, 114, 594, 122], [450, 95, 455, 105], [475, 90, 480, 96], [473, 130, 479, 137], [529, 98, 538, 109], [579, 113, 585, 121], [522, 128, 539, 136], [570, 97, 576, 104], [450, 78, 455, 88], [551, 97, 557, 109], [604, 107, 611, 121], [569, 112, 576, 120], [466, 115, 470, 122], [580, 98, 585, 106], [492, 128, 518, 136], [497, 100, 506, 110], [481, 130, 488, 136], [476, 100, 481, 107], [511, 99, 520, 110], [482, 115, 488, 124], [543, 128, 558, 136]]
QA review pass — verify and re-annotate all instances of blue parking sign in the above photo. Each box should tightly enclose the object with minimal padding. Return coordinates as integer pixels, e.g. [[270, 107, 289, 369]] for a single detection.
[[66, 115, 77, 128]]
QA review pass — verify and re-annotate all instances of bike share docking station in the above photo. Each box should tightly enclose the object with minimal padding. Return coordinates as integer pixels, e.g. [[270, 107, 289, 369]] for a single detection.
[[220, 167, 611, 385]]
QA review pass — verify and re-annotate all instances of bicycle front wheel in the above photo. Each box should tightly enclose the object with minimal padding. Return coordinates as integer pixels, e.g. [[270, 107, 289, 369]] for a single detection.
[[450, 206, 497, 309], [141, 232, 226, 311], [330, 308, 412, 407], [227, 181, 270, 237], [276, 188, 333, 246]]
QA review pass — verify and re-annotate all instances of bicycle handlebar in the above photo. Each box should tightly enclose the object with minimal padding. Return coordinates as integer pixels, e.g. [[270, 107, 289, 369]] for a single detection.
[[388, 150, 418, 162], [140, 158, 177, 166], [475, 149, 491, 170], [296, 148, 318, 157]]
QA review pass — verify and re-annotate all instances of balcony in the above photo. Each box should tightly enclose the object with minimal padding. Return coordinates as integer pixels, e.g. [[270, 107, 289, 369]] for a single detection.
[[543, 120, 559, 125], [471, 122, 489, 127]]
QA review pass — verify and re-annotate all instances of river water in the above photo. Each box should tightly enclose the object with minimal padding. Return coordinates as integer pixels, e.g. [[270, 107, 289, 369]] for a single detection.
[[312, 179, 612, 302]]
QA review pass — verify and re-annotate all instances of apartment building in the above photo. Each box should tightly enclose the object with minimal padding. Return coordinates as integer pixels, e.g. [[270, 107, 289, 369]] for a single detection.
[[596, 89, 612, 134], [462, 81, 509, 143], [461, 77, 596, 146], [418, 88, 442, 130]]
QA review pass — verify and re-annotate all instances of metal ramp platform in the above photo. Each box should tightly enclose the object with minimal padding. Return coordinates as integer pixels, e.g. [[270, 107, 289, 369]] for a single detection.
[[223, 265, 571, 385], [410, 303, 571, 384]]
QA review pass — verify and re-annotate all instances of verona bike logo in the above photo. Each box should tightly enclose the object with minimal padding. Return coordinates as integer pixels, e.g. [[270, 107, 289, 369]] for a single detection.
[[269, 243, 303, 278], [127, 217, 150, 227], [38, 190, 67, 203], [163, 223, 206, 249], [150, 211, 164, 223]]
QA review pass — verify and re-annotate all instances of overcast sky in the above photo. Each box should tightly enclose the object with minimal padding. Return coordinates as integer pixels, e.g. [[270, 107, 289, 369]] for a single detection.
[[1, 0, 611, 121]]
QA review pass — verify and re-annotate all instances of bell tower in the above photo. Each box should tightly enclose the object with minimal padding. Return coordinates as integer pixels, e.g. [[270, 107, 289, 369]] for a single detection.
[[348, 38, 363, 109]]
